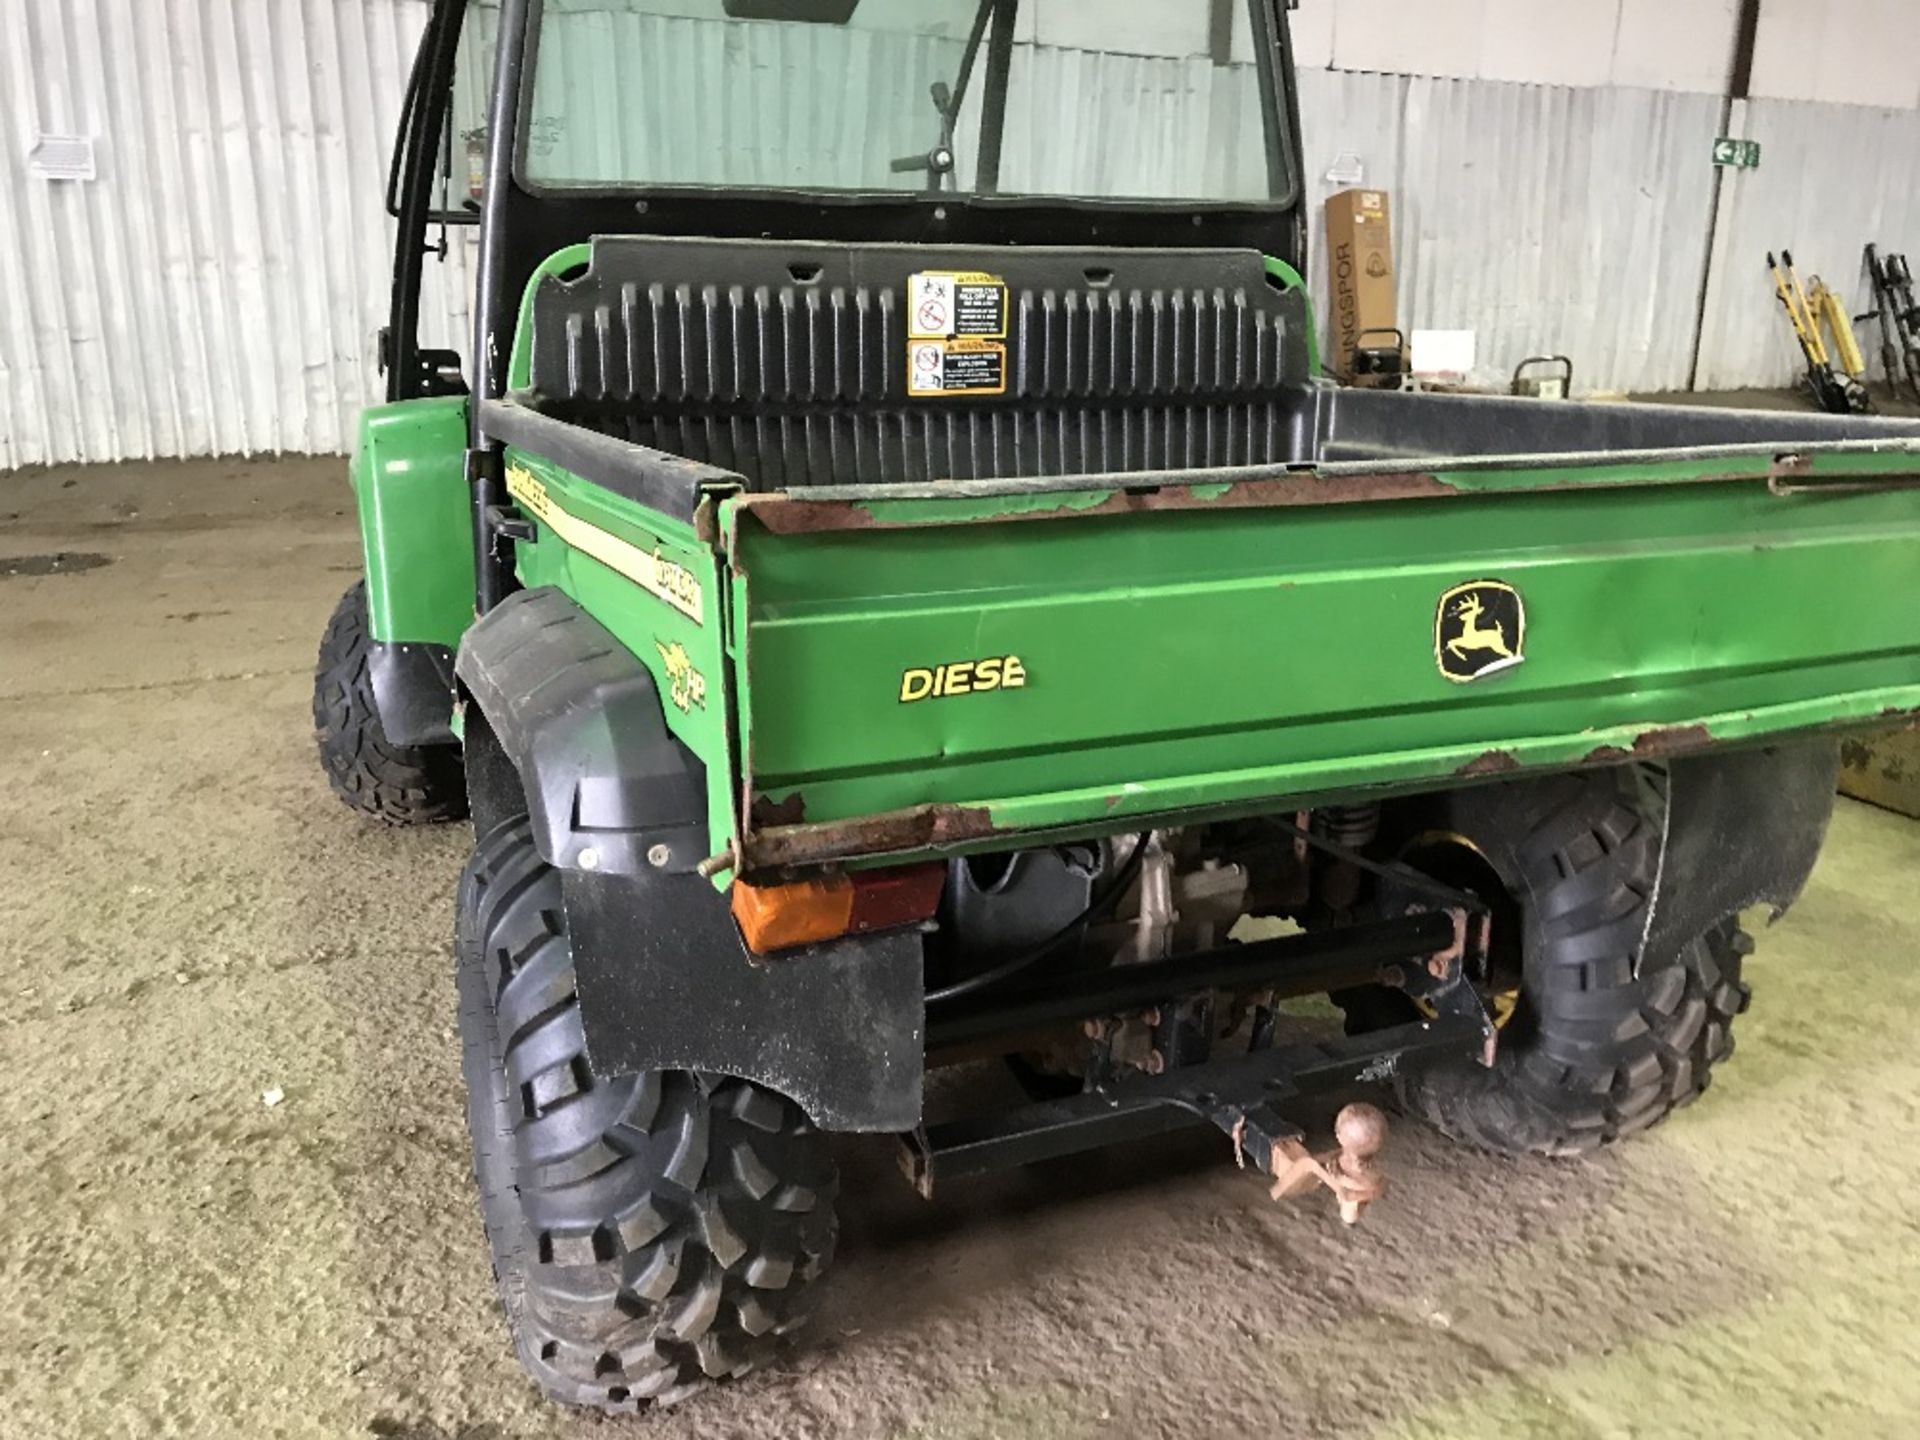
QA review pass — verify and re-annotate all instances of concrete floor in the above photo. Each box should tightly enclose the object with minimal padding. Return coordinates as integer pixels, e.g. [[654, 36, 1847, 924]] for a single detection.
[[1630, 385, 1920, 418], [3, 456, 1919, 1440]]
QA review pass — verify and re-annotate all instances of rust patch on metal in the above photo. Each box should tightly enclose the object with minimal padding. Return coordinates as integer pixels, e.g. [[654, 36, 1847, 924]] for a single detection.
[[1630, 722, 1716, 755], [1427, 908, 1469, 980], [692, 494, 726, 546], [1062, 470, 1463, 516], [725, 449, 1890, 537], [750, 792, 808, 827], [742, 800, 1000, 872], [736, 499, 880, 536], [1455, 750, 1522, 778], [1582, 723, 1716, 765], [735, 471, 1460, 535]]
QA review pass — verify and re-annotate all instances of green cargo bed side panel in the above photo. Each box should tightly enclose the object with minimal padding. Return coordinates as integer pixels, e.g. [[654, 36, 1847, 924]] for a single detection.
[[353, 395, 474, 647], [726, 471, 1920, 854], [503, 450, 740, 864]]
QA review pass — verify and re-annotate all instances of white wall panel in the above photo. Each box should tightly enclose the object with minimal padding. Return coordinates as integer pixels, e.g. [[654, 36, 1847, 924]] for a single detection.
[[1288, 0, 1335, 70], [1612, 0, 1738, 94], [1324, 0, 1744, 95], [1296, 70, 1725, 394], [1694, 97, 1920, 391], [0, 0, 463, 469], [1750, 0, 1920, 109], [1331, 0, 1486, 83], [1031, 3, 1210, 59], [1475, 0, 1620, 89]]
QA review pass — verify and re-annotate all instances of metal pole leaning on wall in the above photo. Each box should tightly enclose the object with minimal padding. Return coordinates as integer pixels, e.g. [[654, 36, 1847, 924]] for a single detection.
[[1685, 0, 1763, 392]]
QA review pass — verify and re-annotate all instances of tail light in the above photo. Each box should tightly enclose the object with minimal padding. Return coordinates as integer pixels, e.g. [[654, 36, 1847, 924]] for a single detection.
[[731, 863, 946, 955]]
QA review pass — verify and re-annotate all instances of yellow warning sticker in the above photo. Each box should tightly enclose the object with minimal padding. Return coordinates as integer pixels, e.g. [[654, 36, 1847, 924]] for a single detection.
[[907, 337, 1008, 398], [907, 270, 1009, 340]]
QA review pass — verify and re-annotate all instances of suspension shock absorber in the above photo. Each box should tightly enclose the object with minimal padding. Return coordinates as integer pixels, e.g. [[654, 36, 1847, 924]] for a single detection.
[[1316, 803, 1381, 851], [1314, 803, 1382, 912]]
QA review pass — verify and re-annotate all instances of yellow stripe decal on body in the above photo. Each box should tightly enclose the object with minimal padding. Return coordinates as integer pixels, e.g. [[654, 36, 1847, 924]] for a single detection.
[[506, 463, 704, 625]]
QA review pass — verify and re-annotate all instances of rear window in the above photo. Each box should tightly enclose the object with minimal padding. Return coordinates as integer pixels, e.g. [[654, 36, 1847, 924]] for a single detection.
[[519, 0, 1291, 204]]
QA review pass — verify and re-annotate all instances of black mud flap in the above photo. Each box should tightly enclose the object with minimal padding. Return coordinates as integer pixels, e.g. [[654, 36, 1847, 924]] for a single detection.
[[1646, 742, 1841, 961], [563, 867, 924, 1135], [457, 586, 923, 1133], [368, 640, 458, 747]]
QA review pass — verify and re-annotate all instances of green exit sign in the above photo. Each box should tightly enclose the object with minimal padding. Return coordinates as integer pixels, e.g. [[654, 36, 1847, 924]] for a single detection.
[[1713, 138, 1762, 170]]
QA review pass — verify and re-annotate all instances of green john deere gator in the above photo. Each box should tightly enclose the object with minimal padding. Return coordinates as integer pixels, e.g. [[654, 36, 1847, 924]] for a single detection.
[[312, 0, 1920, 1411]]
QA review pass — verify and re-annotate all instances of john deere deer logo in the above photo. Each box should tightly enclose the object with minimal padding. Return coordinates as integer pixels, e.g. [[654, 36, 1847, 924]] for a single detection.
[[1435, 581, 1526, 683], [655, 639, 707, 713]]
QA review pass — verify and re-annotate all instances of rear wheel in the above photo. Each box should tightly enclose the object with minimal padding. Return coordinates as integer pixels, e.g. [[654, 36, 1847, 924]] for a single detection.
[[1346, 767, 1753, 1156], [456, 818, 837, 1410], [312, 581, 466, 825]]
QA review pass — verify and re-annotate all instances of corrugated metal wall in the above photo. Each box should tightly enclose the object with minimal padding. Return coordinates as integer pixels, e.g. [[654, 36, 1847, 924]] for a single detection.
[[1, 0, 1911, 469], [1694, 97, 1920, 392], [1296, 70, 1726, 395], [0, 0, 475, 469]]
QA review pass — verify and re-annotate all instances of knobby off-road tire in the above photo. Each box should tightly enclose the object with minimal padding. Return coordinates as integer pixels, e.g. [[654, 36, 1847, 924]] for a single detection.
[[456, 818, 837, 1410], [312, 581, 466, 825], [1368, 766, 1754, 1157]]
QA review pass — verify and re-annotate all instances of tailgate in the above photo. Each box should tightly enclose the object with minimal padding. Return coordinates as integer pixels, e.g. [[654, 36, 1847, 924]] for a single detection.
[[721, 449, 1920, 870]]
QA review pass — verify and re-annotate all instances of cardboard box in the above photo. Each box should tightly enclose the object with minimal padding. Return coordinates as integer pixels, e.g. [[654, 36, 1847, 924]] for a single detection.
[[1839, 728, 1920, 818], [1325, 188, 1398, 381]]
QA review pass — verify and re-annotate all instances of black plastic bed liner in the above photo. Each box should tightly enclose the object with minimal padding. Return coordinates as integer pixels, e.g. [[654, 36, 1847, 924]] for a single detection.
[[516, 236, 1920, 493], [525, 236, 1315, 489]]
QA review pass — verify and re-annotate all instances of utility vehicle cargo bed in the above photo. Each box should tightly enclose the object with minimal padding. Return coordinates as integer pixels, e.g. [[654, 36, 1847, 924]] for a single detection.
[[485, 238, 1920, 872]]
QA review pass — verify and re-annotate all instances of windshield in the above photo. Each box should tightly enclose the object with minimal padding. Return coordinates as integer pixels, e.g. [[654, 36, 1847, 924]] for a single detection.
[[517, 0, 1290, 204]]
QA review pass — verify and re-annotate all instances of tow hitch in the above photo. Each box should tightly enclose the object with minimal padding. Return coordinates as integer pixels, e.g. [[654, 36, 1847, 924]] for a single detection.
[[1258, 1102, 1388, 1225], [908, 870, 1497, 1220]]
